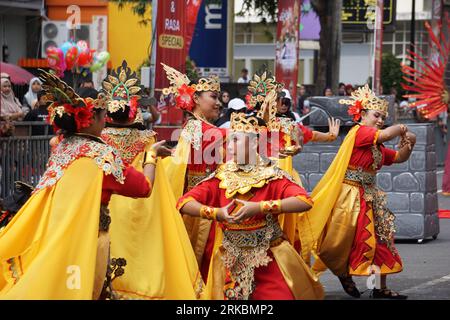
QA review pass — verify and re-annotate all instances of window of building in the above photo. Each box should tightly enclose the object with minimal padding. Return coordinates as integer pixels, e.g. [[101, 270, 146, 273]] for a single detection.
[[381, 20, 429, 66], [235, 23, 276, 44]]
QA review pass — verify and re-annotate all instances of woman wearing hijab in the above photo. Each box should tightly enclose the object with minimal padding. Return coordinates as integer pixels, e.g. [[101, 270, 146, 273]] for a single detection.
[[0, 78, 24, 121], [23, 77, 42, 110]]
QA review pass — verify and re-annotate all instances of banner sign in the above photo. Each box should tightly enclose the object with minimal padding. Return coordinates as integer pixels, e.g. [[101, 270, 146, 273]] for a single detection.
[[189, 0, 228, 77], [155, 0, 186, 125], [275, 0, 301, 103]]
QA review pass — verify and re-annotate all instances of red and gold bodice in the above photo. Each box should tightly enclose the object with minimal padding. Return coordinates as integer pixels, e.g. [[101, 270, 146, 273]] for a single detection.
[[101, 127, 156, 166], [181, 117, 227, 189]]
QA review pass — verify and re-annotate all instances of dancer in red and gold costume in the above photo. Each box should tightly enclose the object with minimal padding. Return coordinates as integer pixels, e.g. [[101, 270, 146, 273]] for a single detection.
[[401, 15, 450, 194], [161, 64, 226, 282], [246, 71, 340, 261], [301, 85, 415, 299], [177, 112, 324, 300], [0, 71, 152, 299], [100, 61, 202, 299]]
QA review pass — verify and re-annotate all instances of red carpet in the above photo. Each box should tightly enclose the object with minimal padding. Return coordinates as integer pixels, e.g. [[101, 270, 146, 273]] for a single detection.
[[438, 210, 450, 219]]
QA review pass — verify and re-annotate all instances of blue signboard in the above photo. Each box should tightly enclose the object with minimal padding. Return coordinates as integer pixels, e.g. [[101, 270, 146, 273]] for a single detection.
[[189, 0, 227, 72]]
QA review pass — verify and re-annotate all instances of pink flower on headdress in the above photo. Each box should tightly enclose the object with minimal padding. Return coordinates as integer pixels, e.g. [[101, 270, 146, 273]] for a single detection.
[[348, 100, 363, 121], [176, 84, 196, 112]]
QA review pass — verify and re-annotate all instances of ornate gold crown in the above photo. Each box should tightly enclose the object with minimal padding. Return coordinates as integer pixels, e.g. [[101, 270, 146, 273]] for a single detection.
[[340, 84, 389, 117], [247, 71, 284, 110], [161, 63, 220, 96], [230, 113, 261, 134], [102, 60, 141, 114]]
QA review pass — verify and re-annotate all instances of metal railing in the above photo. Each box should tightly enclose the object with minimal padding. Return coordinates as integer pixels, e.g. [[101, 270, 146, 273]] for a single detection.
[[0, 135, 51, 198], [11, 121, 52, 136]]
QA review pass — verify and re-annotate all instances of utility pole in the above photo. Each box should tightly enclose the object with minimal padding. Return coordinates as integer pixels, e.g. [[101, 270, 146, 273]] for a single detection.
[[227, 0, 235, 82], [410, 0, 416, 74], [150, 0, 158, 97]]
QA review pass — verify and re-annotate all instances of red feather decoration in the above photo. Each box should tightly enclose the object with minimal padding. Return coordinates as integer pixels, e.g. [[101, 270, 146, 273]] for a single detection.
[[402, 15, 450, 119]]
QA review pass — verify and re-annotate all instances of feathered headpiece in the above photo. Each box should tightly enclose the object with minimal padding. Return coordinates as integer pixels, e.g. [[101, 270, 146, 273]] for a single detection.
[[161, 63, 220, 112], [402, 15, 450, 119], [39, 70, 105, 132], [102, 60, 141, 122], [340, 84, 389, 121]]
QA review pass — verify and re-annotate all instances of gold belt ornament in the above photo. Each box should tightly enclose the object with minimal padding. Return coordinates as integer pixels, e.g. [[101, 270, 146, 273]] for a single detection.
[[344, 168, 397, 254], [221, 214, 283, 300]]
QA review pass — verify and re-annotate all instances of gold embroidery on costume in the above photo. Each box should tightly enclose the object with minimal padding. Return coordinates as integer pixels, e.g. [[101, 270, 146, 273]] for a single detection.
[[215, 158, 296, 199], [344, 167, 397, 253], [181, 119, 203, 151], [222, 214, 283, 300], [102, 128, 155, 165], [34, 136, 125, 193]]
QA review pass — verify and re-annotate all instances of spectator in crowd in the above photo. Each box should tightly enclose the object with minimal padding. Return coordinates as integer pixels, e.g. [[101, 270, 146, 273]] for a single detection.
[[76, 79, 95, 94], [220, 90, 230, 109], [0, 120, 14, 137], [277, 89, 302, 123], [338, 82, 346, 96], [140, 96, 161, 130], [1, 78, 24, 121], [23, 77, 42, 111], [215, 97, 246, 128], [237, 68, 250, 84], [1, 72, 10, 81], [302, 99, 311, 126], [297, 84, 309, 115], [345, 84, 354, 96], [323, 87, 334, 97], [23, 90, 53, 135]]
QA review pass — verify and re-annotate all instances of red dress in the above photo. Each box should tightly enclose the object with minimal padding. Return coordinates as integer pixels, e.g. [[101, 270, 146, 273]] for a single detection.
[[177, 172, 314, 300], [180, 117, 227, 281], [347, 125, 403, 275]]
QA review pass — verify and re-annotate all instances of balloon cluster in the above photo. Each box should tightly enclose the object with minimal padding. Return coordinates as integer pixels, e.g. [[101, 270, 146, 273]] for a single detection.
[[46, 40, 110, 77]]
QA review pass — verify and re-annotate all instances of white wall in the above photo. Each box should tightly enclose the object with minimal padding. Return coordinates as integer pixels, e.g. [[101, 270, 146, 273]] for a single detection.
[[0, 14, 27, 64], [339, 42, 372, 85]]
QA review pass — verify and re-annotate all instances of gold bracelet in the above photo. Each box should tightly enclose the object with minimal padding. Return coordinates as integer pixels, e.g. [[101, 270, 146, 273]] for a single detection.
[[143, 149, 157, 166], [199, 205, 218, 220], [259, 200, 282, 214]]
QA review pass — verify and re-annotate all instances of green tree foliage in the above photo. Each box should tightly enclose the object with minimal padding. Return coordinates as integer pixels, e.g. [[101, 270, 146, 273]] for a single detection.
[[381, 52, 405, 100]]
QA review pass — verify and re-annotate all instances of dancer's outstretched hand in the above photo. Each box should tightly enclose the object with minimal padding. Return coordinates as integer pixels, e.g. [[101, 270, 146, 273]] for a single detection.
[[328, 117, 341, 138], [151, 140, 173, 158]]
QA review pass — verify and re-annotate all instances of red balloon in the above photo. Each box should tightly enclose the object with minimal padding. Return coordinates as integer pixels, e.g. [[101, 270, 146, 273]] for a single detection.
[[65, 46, 79, 70], [77, 49, 95, 67]]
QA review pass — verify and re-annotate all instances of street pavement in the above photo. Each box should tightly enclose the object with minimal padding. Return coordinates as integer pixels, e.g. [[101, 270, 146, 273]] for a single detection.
[[320, 168, 450, 300]]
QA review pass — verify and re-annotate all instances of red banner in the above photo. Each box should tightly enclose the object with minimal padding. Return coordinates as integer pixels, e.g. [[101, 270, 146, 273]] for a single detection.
[[275, 0, 301, 103], [155, 0, 187, 125], [185, 0, 203, 54]]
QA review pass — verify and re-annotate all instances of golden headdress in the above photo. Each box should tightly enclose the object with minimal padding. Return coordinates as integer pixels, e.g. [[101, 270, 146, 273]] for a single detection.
[[161, 63, 220, 112], [102, 60, 141, 114], [339, 84, 389, 121], [39, 69, 105, 131], [230, 113, 262, 135], [246, 70, 284, 110]]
